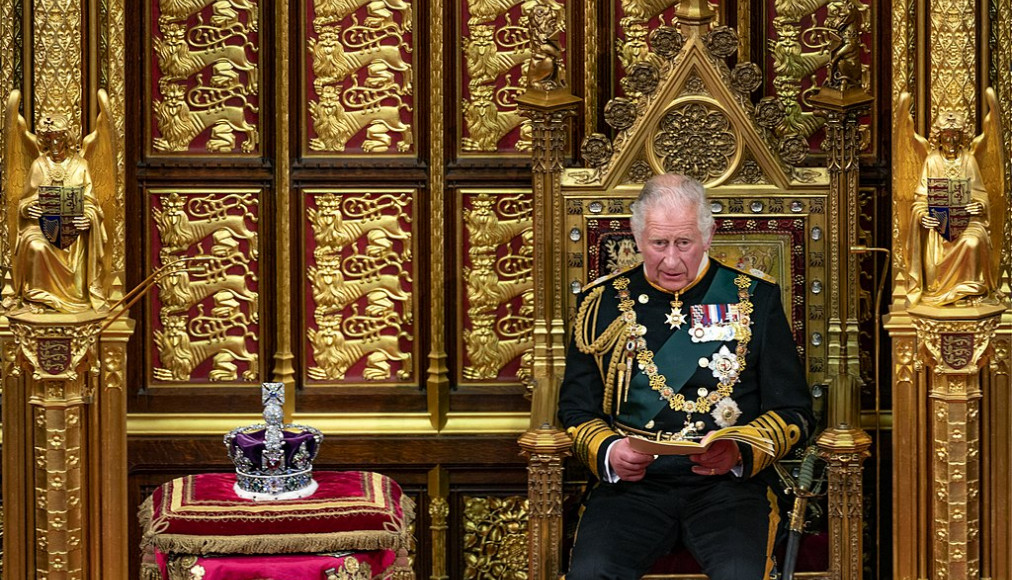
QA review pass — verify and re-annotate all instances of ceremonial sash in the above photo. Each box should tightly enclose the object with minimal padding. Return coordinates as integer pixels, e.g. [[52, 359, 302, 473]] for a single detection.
[[616, 267, 756, 427]]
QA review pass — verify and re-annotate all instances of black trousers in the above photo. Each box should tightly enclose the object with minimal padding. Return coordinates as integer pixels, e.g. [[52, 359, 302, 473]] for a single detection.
[[566, 476, 780, 580]]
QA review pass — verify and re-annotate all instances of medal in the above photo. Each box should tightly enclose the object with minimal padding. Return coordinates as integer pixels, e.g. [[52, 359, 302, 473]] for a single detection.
[[665, 293, 686, 330]]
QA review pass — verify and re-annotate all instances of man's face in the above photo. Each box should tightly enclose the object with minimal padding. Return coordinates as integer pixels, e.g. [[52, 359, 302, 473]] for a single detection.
[[636, 202, 713, 293]]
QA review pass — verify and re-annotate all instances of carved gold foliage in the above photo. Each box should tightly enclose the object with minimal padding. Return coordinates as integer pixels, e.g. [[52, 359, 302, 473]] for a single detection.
[[151, 2, 259, 153], [33, 402, 85, 577], [308, 0, 414, 153], [995, 0, 1012, 295], [651, 101, 738, 184], [0, 0, 18, 267], [462, 193, 533, 380], [324, 556, 373, 580], [306, 192, 414, 382], [929, 0, 976, 127], [34, 0, 83, 136], [103, 0, 127, 280], [151, 190, 260, 382], [463, 496, 529, 580], [101, 343, 126, 392], [461, 1, 536, 153]]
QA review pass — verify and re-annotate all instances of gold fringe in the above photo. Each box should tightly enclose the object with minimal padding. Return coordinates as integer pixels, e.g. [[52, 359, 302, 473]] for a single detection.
[[140, 562, 162, 580], [152, 529, 408, 556]]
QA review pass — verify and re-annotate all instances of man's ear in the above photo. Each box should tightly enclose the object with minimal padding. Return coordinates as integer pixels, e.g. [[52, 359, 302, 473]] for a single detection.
[[703, 224, 716, 249]]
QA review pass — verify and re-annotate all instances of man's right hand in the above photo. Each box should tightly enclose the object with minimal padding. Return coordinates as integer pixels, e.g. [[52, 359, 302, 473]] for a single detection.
[[26, 203, 43, 219], [609, 438, 656, 482], [921, 214, 940, 229]]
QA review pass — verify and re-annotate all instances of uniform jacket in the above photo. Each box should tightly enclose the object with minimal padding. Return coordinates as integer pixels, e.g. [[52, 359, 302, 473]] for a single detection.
[[558, 259, 815, 481]]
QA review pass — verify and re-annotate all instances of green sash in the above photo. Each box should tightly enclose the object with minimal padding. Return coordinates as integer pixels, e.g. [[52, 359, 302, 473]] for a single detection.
[[616, 267, 754, 427]]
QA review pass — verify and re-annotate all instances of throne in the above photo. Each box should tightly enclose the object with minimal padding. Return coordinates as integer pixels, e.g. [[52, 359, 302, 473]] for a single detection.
[[518, 4, 870, 579]]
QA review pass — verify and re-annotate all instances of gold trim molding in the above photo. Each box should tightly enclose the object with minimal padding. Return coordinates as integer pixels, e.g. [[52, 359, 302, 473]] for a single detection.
[[127, 411, 531, 436]]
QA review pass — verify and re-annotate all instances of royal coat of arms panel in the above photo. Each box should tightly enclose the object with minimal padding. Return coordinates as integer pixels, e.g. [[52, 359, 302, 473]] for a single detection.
[[458, 189, 533, 383], [147, 0, 261, 155], [303, 189, 416, 384], [303, 0, 415, 155], [458, 0, 568, 155], [148, 188, 262, 384]]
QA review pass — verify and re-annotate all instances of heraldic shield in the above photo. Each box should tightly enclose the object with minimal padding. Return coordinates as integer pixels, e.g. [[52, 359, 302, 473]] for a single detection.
[[37, 184, 85, 250]]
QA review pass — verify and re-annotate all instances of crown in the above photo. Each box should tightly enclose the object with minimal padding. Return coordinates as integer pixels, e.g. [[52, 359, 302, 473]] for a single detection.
[[224, 383, 323, 500]]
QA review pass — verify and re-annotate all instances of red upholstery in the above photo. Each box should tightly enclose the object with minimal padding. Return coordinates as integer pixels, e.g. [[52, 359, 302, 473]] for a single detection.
[[154, 548, 398, 580], [139, 471, 413, 556]]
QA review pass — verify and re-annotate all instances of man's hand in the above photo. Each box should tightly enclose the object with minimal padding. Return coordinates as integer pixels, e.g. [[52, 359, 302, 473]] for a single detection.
[[966, 201, 984, 216], [609, 438, 656, 482], [690, 440, 741, 476], [921, 214, 940, 229], [73, 216, 91, 231], [26, 203, 43, 219]]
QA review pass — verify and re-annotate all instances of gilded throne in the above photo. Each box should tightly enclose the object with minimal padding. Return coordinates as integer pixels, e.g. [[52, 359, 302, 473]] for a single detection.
[[518, 2, 871, 578]]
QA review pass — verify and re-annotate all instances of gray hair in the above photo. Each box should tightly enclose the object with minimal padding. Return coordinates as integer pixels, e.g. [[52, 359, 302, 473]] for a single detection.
[[630, 174, 714, 242]]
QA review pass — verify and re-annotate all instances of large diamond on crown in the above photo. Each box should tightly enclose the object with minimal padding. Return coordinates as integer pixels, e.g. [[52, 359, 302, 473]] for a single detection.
[[224, 383, 323, 500]]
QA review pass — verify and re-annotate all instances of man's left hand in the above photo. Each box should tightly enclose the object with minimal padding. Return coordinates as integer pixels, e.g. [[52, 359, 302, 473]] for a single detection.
[[689, 440, 741, 476]]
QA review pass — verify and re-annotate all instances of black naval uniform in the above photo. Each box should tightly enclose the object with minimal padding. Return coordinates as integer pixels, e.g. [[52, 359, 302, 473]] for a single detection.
[[559, 259, 814, 580]]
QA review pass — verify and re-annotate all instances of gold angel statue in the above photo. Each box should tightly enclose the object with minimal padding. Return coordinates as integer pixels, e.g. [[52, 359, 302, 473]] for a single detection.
[[3, 89, 116, 313], [896, 89, 1006, 307]]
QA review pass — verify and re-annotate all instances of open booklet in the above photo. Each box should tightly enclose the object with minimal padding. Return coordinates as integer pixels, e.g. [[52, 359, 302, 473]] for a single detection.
[[626, 425, 775, 457]]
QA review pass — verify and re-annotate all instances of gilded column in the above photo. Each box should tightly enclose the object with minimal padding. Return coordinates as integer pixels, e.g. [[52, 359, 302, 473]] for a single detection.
[[986, 327, 1011, 578], [910, 304, 1004, 580], [428, 467, 449, 580], [96, 318, 133, 577], [98, 0, 126, 295], [517, 2, 579, 579], [272, 0, 295, 418], [427, 0, 449, 429], [810, 7, 873, 574], [5, 310, 105, 580]]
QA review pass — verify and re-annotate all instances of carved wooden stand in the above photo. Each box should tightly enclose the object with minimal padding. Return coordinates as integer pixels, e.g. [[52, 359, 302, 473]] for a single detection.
[[1, 311, 133, 579]]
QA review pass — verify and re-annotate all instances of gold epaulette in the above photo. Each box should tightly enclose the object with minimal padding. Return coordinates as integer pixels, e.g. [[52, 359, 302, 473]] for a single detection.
[[580, 263, 639, 292], [716, 260, 776, 287], [567, 419, 618, 478], [734, 411, 801, 477]]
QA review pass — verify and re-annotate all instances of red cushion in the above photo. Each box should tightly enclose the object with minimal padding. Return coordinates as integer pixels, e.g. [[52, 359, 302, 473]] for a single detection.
[[153, 548, 399, 580], [139, 471, 413, 555]]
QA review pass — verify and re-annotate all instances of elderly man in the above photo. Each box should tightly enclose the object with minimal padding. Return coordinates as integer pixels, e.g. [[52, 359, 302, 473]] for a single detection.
[[559, 174, 814, 579]]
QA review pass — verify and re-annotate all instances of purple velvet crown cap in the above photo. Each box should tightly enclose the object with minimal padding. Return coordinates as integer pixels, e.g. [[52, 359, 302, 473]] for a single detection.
[[223, 382, 323, 500]]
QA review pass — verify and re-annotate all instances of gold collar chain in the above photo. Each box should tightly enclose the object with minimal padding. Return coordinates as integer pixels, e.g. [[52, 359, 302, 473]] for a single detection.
[[617, 274, 755, 438]]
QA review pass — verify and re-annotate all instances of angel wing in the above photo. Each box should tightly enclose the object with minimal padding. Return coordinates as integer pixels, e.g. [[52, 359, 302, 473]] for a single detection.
[[970, 87, 1006, 290], [893, 92, 929, 276], [82, 89, 118, 282], [3, 90, 38, 273]]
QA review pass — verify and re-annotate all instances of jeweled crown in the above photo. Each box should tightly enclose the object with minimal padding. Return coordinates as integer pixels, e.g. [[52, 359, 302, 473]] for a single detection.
[[224, 383, 323, 500]]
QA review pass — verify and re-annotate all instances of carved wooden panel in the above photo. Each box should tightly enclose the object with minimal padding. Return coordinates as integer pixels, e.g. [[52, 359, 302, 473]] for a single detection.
[[459, 0, 536, 155], [304, 0, 415, 155], [148, 188, 261, 384], [303, 189, 416, 384], [147, 0, 261, 155], [459, 189, 533, 383]]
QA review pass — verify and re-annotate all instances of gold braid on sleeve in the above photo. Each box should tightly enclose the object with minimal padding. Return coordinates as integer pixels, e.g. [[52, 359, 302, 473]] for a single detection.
[[735, 411, 802, 477], [566, 419, 618, 478]]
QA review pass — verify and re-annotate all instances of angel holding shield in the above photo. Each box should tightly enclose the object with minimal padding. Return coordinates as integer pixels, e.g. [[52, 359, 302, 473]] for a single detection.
[[3, 90, 115, 313], [896, 89, 1006, 307]]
